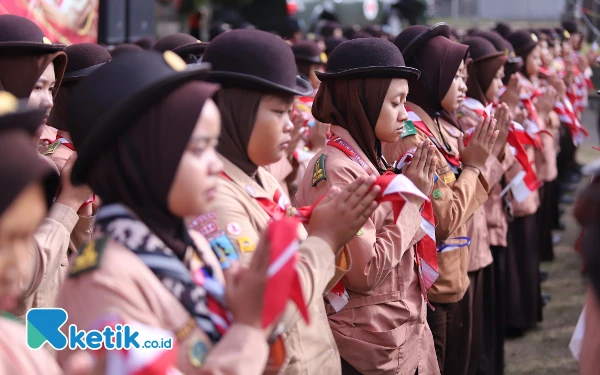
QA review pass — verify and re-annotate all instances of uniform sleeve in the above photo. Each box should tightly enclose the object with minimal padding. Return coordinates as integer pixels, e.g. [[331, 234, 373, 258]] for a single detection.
[[69, 213, 97, 253], [24, 202, 78, 298], [480, 155, 505, 191], [383, 132, 489, 242]]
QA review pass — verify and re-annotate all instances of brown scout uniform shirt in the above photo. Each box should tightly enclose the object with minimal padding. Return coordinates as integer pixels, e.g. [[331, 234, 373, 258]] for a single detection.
[[455, 109, 506, 271], [381, 102, 490, 304], [0, 316, 63, 375], [191, 154, 347, 375], [296, 127, 439, 375], [57, 230, 269, 375], [533, 114, 559, 183]]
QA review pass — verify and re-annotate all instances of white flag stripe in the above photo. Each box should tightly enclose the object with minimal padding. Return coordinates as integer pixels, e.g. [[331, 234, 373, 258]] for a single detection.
[[267, 240, 299, 277], [125, 323, 173, 373], [383, 175, 429, 201], [407, 111, 421, 122], [420, 219, 436, 241], [510, 174, 533, 203]]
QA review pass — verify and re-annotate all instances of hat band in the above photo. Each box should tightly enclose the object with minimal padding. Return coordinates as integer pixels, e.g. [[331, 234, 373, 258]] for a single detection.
[[64, 63, 107, 80]]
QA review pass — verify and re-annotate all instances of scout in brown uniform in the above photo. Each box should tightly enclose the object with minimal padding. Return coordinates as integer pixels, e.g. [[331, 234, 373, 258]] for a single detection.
[[0, 15, 96, 314], [0, 104, 62, 373], [504, 30, 554, 335], [455, 36, 514, 375], [43, 43, 111, 288], [196, 29, 381, 375], [57, 50, 274, 374], [151, 33, 208, 64], [469, 30, 526, 374], [384, 23, 499, 374], [295, 37, 441, 375]]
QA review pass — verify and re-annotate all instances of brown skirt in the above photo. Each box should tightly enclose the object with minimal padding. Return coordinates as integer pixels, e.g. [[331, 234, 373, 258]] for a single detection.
[[537, 182, 557, 262], [506, 214, 542, 333]]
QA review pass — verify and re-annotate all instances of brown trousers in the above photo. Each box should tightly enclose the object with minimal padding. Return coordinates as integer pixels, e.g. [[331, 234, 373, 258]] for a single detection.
[[427, 300, 462, 375]]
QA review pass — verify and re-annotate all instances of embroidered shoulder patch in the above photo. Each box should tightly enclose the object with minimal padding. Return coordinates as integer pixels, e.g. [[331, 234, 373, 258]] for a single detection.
[[207, 231, 239, 269], [44, 140, 61, 155], [69, 236, 108, 278], [400, 120, 417, 138], [312, 153, 327, 187]]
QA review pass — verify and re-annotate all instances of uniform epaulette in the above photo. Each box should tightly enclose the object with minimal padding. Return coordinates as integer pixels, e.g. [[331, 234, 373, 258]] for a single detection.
[[312, 153, 327, 186], [69, 236, 108, 278], [44, 140, 61, 155]]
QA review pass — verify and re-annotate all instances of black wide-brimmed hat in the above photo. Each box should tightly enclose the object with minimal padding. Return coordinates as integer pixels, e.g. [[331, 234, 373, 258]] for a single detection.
[[493, 22, 512, 39], [68, 51, 211, 185], [325, 36, 347, 56], [395, 23, 450, 60], [0, 91, 46, 135], [507, 30, 539, 56], [62, 43, 112, 82], [540, 28, 560, 44], [562, 20, 580, 34], [152, 33, 208, 63], [292, 41, 327, 65], [556, 27, 572, 41], [202, 29, 312, 96], [473, 30, 523, 65], [109, 43, 143, 58], [0, 14, 65, 53], [462, 36, 505, 62], [316, 37, 420, 81]]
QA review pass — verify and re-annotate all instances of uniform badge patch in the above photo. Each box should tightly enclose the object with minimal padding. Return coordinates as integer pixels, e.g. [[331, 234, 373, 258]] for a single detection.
[[356, 229, 364, 237], [188, 336, 208, 368], [400, 120, 417, 138], [69, 237, 108, 278], [312, 154, 327, 187], [207, 231, 239, 269], [237, 236, 256, 253], [442, 173, 456, 184], [432, 189, 443, 200], [226, 222, 242, 236], [44, 140, 61, 155]]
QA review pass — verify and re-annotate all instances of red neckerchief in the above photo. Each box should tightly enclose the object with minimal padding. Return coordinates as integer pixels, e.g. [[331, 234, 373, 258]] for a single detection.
[[326, 133, 438, 308], [55, 133, 76, 151], [405, 106, 462, 170]]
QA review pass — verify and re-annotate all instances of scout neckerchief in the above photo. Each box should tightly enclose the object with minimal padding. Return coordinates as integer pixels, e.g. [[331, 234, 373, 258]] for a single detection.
[[553, 96, 589, 145], [55, 132, 76, 151], [95, 203, 228, 344], [460, 98, 543, 201], [325, 133, 437, 309], [405, 106, 462, 175]]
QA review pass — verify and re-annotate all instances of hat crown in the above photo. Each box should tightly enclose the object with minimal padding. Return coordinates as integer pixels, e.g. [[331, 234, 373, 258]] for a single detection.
[[0, 15, 46, 44], [473, 30, 515, 53], [152, 33, 200, 52], [394, 23, 450, 59], [65, 43, 112, 75], [203, 29, 298, 90], [507, 30, 538, 53], [462, 36, 500, 61], [292, 41, 321, 60], [68, 51, 193, 149], [326, 38, 407, 73]]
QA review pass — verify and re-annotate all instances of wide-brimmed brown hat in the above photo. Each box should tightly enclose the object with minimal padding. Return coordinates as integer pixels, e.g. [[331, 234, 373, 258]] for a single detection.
[[507, 30, 539, 56], [152, 33, 208, 64], [472, 30, 523, 65], [62, 43, 112, 82], [395, 23, 451, 60], [0, 14, 65, 53], [316, 37, 420, 81], [202, 29, 312, 96], [462, 36, 506, 62], [0, 91, 46, 135], [292, 41, 327, 65], [68, 51, 211, 185]]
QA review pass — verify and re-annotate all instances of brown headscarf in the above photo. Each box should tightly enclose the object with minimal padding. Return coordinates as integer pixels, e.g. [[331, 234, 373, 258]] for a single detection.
[[0, 130, 58, 217], [216, 88, 263, 176], [86, 81, 219, 256], [467, 55, 507, 105], [312, 77, 392, 170], [406, 36, 468, 129], [0, 52, 67, 99]]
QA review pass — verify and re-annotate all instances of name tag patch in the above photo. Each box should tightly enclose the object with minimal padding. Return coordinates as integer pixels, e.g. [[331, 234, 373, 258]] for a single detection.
[[207, 231, 239, 269]]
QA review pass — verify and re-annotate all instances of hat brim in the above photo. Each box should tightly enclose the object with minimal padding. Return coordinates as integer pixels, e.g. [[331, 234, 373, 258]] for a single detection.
[[474, 51, 507, 63], [173, 42, 209, 58], [295, 56, 326, 65], [0, 107, 46, 135], [316, 66, 421, 81], [208, 71, 313, 96], [71, 63, 213, 185], [402, 23, 451, 60], [0, 42, 66, 53], [63, 62, 108, 82]]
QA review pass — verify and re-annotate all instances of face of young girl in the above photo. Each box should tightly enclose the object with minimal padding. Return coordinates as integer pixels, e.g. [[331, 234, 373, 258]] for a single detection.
[[246, 94, 295, 167], [168, 99, 224, 218], [526, 46, 542, 77], [374, 78, 409, 143], [441, 60, 467, 111], [0, 183, 46, 311], [486, 65, 505, 104]]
